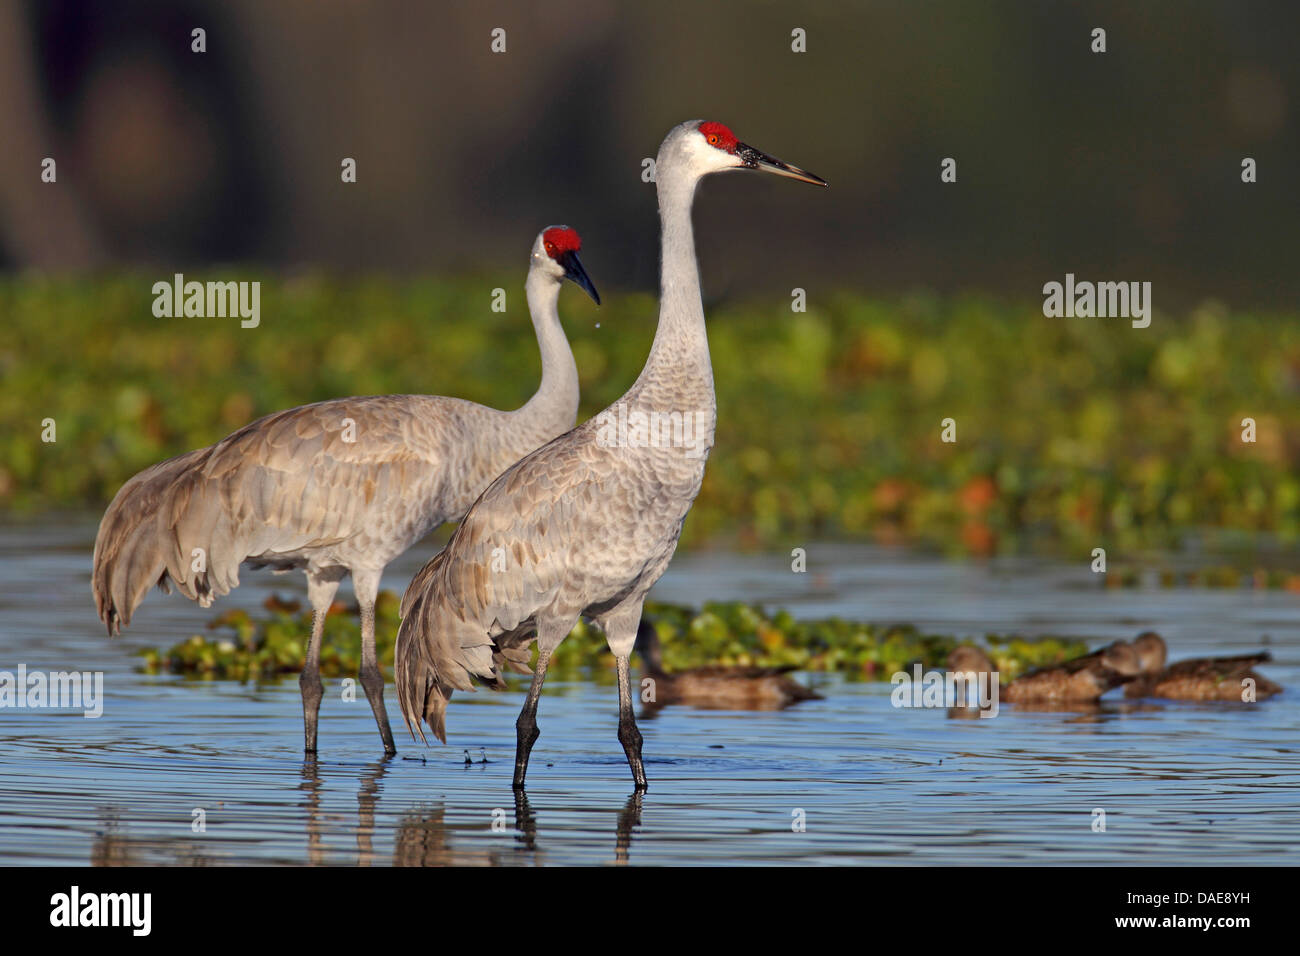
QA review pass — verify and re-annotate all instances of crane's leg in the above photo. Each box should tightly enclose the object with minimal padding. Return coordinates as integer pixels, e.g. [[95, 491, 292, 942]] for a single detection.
[[616, 655, 648, 791], [354, 568, 396, 756], [513, 618, 573, 790], [513, 647, 552, 790], [604, 606, 648, 792], [301, 572, 341, 754]]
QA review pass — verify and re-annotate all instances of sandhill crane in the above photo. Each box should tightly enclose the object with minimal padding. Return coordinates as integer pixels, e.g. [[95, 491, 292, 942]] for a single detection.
[[1123, 632, 1280, 700], [92, 226, 600, 755], [633, 619, 821, 709], [396, 120, 825, 790]]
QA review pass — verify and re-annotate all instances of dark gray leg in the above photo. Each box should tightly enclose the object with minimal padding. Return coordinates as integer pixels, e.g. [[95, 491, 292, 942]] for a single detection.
[[359, 601, 397, 755], [513, 644, 554, 790], [615, 791, 644, 865], [301, 572, 341, 754], [513, 790, 538, 852], [300, 608, 326, 753], [617, 655, 648, 791], [353, 570, 396, 755]]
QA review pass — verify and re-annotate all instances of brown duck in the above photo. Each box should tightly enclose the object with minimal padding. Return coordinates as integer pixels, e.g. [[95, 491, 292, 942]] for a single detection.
[[1124, 631, 1281, 702], [947, 641, 1142, 703], [634, 620, 821, 710]]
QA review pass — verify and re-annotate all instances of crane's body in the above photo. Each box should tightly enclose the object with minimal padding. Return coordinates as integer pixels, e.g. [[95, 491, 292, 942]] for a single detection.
[[92, 227, 599, 755], [396, 121, 825, 790], [97, 393, 569, 602]]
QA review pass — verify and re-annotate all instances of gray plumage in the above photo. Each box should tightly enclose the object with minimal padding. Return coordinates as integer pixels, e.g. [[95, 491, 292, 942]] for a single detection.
[[93, 395, 564, 625], [395, 120, 826, 790], [92, 227, 597, 754]]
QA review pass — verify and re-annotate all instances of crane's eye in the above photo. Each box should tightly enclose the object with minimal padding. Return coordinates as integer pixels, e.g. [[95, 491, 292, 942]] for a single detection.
[[544, 241, 555, 254], [707, 134, 719, 145]]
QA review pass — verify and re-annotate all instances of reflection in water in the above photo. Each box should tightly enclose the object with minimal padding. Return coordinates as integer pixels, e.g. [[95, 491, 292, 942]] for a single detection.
[[389, 780, 539, 866], [392, 803, 451, 866], [90, 809, 132, 867], [513, 790, 537, 853], [299, 757, 324, 865], [90, 807, 212, 866], [356, 759, 388, 866], [299, 755, 391, 866], [391, 802, 525, 867], [946, 705, 991, 721], [388, 788, 641, 866], [949, 698, 1169, 723], [615, 793, 643, 865]]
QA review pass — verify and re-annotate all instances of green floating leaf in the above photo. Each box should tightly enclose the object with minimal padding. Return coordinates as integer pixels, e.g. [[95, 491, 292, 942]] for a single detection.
[[140, 591, 1091, 684]]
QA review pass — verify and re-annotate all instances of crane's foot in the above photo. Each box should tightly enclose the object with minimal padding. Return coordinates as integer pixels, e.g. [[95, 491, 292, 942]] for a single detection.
[[618, 717, 648, 792], [512, 716, 540, 790], [360, 666, 397, 755]]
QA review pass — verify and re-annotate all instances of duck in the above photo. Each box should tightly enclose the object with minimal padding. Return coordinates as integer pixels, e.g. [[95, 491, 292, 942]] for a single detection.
[[1124, 631, 1281, 701], [947, 640, 1142, 703], [633, 619, 821, 710], [943, 644, 1000, 717]]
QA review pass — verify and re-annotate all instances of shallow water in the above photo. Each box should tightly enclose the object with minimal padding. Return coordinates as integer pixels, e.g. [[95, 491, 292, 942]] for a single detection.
[[1, 519, 1297, 865]]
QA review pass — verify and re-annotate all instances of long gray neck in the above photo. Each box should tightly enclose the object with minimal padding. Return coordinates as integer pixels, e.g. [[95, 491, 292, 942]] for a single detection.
[[632, 160, 715, 405], [513, 268, 579, 431]]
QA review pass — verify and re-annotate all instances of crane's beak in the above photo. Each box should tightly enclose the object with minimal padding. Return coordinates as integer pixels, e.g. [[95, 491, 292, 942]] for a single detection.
[[558, 250, 600, 305], [736, 143, 827, 186]]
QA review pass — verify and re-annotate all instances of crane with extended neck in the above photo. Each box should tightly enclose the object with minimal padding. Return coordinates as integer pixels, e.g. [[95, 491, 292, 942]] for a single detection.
[[396, 121, 825, 790]]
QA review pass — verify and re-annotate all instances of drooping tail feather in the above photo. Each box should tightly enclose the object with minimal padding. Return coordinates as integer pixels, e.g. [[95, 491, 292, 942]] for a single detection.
[[91, 448, 236, 633], [394, 607, 451, 745], [395, 550, 527, 745]]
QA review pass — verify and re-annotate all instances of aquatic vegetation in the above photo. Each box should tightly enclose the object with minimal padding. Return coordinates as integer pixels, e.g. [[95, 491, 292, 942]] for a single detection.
[[8, 278, 1297, 560], [138, 591, 1089, 683], [136, 590, 406, 683]]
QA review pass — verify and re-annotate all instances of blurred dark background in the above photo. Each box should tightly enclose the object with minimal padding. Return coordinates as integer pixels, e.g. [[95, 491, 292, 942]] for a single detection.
[[2, 0, 1297, 306]]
